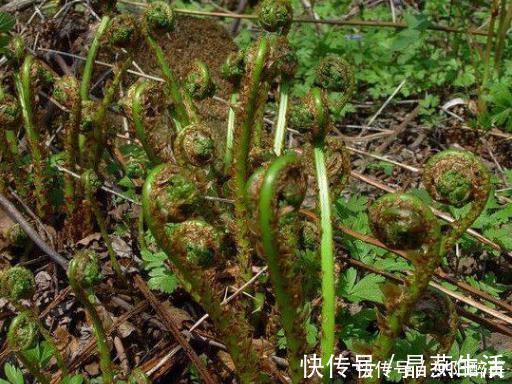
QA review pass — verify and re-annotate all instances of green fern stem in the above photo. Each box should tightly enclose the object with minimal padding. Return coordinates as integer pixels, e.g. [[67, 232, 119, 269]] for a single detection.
[[81, 170, 127, 286], [80, 16, 111, 101], [258, 152, 306, 383], [273, 79, 290, 156], [233, 35, 269, 280], [306, 87, 336, 367], [314, 145, 336, 367], [15, 56, 48, 218], [89, 56, 133, 170], [143, 35, 189, 127], [223, 91, 238, 173]]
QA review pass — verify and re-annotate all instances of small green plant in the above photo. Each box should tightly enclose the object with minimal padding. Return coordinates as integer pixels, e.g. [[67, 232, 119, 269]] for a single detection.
[[0, 267, 68, 377], [68, 250, 113, 384]]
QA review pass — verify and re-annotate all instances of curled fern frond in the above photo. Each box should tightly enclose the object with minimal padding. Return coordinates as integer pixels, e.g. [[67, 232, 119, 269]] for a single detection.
[[106, 14, 140, 50], [173, 123, 216, 168], [5, 223, 29, 248], [67, 250, 103, 290], [423, 150, 490, 208], [0, 93, 21, 127], [265, 35, 298, 80], [0, 266, 36, 303], [369, 193, 440, 251], [315, 56, 354, 93], [171, 220, 221, 268], [144, 1, 175, 35], [148, 166, 201, 223], [315, 55, 355, 111], [123, 80, 173, 164], [68, 250, 113, 384], [289, 88, 330, 143], [365, 193, 442, 384], [408, 289, 458, 353], [257, 0, 293, 35], [7, 312, 51, 384], [53, 75, 80, 110], [423, 150, 491, 253], [7, 312, 38, 352], [184, 61, 216, 100], [221, 51, 246, 85]]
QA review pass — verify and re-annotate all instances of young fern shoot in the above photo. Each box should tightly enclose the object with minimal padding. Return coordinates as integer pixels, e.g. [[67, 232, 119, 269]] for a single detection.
[[53, 75, 81, 215], [248, 152, 308, 383], [365, 150, 490, 384], [7, 312, 50, 384], [14, 55, 57, 218], [289, 56, 354, 367], [366, 193, 442, 384], [423, 149, 491, 255], [0, 267, 68, 377], [68, 251, 114, 384], [233, 0, 297, 280]]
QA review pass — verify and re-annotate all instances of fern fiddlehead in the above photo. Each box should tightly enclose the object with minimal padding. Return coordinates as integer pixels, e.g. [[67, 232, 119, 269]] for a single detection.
[[173, 123, 216, 169], [364, 193, 442, 384], [0, 266, 35, 304], [423, 149, 491, 255], [7, 312, 50, 384], [406, 289, 458, 384], [68, 250, 114, 384], [0, 267, 68, 376], [142, 164, 261, 383], [251, 151, 308, 383]]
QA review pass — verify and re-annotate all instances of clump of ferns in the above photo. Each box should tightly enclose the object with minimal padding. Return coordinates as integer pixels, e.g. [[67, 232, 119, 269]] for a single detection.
[[142, 162, 268, 383], [362, 150, 490, 384], [0, 266, 68, 382]]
